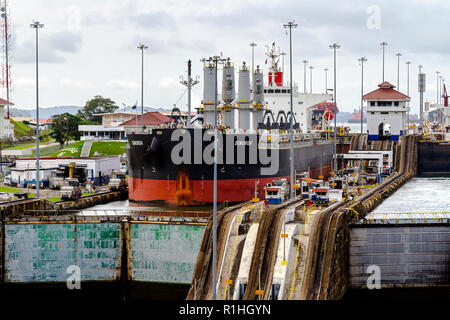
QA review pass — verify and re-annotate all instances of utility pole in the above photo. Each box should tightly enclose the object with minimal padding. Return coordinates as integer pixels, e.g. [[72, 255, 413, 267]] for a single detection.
[[284, 20, 298, 200], [250, 42, 257, 75], [302, 60, 308, 93], [396, 53, 402, 91], [358, 57, 367, 150], [309, 65, 314, 93], [406, 61, 411, 130], [30, 21, 43, 199], [380, 41, 388, 82], [137, 43, 148, 133], [324, 68, 328, 94], [329, 43, 340, 172], [180, 60, 199, 127]]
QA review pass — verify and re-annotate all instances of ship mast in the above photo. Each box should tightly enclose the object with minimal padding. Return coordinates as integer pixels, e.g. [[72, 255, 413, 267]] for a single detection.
[[180, 60, 199, 127], [265, 43, 281, 86]]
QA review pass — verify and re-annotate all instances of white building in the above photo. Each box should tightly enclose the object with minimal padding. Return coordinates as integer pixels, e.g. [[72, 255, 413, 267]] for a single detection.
[[0, 98, 14, 140], [79, 112, 136, 140], [14, 156, 120, 186], [363, 82, 410, 141]]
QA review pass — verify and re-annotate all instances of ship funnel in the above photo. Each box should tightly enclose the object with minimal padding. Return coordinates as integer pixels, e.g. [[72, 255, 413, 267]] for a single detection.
[[238, 62, 251, 130], [222, 58, 236, 129], [202, 57, 217, 126]]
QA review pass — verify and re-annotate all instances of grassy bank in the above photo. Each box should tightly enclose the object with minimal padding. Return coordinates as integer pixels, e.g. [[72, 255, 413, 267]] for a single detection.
[[50, 141, 84, 157], [89, 141, 127, 157]]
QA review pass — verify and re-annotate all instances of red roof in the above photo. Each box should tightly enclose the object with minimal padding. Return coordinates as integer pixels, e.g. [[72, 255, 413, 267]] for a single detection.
[[120, 112, 170, 127], [0, 97, 14, 105], [363, 82, 409, 100]]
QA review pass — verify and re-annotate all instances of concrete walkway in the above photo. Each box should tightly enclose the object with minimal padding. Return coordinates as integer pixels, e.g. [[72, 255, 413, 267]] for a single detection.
[[80, 140, 93, 157]]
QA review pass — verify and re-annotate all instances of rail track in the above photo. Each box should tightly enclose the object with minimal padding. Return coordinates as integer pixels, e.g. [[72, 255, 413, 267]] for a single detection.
[[187, 201, 251, 300], [243, 199, 304, 300]]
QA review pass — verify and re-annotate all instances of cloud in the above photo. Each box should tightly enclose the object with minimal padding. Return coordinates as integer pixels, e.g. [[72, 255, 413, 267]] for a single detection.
[[59, 77, 93, 89], [106, 79, 140, 90], [13, 31, 82, 64]]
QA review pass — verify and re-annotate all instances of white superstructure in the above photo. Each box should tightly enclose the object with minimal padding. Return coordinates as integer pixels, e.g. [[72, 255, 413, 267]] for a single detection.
[[199, 43, 332, 132]]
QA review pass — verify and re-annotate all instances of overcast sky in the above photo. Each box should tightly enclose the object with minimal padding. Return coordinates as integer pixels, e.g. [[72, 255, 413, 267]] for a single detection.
[[6, 0, 450, 115]]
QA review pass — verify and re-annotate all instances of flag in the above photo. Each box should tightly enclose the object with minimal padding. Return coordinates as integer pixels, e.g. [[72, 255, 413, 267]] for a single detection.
[[265, 59, 267, 64], [131, 104, 137, 110]]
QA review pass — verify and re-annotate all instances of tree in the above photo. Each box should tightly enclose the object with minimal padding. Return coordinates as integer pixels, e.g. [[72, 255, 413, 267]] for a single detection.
[[50, 113, 81, 147], [77, 95, 119, 123]]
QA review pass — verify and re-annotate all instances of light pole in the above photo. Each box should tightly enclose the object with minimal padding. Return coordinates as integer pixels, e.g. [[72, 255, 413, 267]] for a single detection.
[[324, 68, 328, 94], [418, 65, 425, 131], [380, 41, 388, 82], [309, 66, 314, 93], [30, 21, 43, 199], [329, 43, 340, 172], [396, 53, 402, 91], [284, 20, 298, 200], [211, 55, 225, 300], [302, 60, 308, 93], [406, 61, 411, 129], [358, 57, 367, 150], [137, 43, 148, 133], [250, 42, 257, 75]]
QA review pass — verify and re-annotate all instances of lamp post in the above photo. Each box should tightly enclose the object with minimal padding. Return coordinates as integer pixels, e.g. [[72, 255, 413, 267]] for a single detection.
[[137, 43, 148, 133], [380, 41, 388, 82], [30, 21, 43, 199], [284, 20, 298, 200], [309, 65, 314, 93], [406, 61, 411, 129], [329, 43, 340, 172], [324, 68, 328, 94], [358, 57, 367, 150], [396, 53, 402, 91], [211, 55, 226, 300], [418, 65, 425, 131], [302, 60, 308, 93]]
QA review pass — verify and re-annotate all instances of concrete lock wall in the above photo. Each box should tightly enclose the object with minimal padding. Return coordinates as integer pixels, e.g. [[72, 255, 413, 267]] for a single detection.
[[130, 223, 205, 284], [1, 220, 205, 285], [350, 225, 450, 288], [4, 223, 122, 282]]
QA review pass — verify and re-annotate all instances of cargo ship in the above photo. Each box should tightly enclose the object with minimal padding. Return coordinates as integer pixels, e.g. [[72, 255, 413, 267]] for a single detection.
[[347, 109, 366, 123], [127, 44, 334, 206]]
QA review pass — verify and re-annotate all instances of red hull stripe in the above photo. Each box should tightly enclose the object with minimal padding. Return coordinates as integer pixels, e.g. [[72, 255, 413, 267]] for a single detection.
[[129, 165, 331, 204], [129, 176, 284, 204]]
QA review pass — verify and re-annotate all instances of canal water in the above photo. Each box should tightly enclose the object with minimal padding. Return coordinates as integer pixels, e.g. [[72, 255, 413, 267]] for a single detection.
[[372, 177, 450, 213]]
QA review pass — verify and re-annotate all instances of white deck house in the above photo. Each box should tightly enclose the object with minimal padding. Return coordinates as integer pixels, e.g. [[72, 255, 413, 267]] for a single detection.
[[78, 112, 137, 140], [363, 82, 410, 141]]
